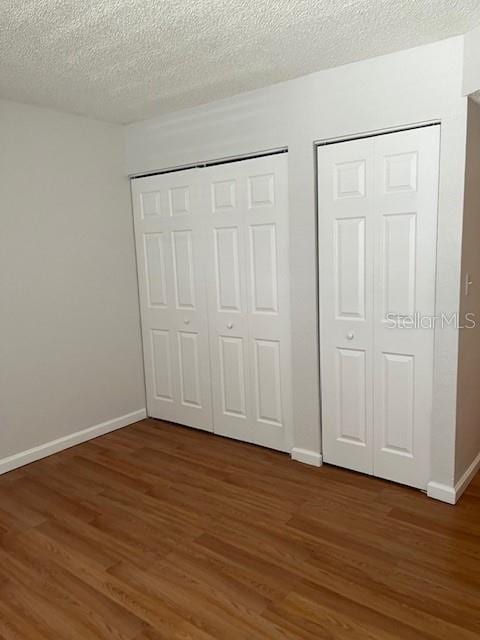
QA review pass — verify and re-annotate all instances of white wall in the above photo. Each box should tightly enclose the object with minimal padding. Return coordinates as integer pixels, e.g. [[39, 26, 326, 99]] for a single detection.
[[0, 99, 145, 462], [455, 98, 480, 485], [126, 37, 468, 488], [463, 25, 480, 96]]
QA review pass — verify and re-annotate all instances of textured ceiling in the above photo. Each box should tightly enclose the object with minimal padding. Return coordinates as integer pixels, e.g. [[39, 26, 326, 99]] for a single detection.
[[1, 1, 480, 124]]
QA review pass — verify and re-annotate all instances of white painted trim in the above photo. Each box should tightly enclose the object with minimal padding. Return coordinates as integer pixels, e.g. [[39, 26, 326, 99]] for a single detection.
[[427, 450, 480, 504], [426, 481, 456, 504], [0, 409, 147, 475], [291, 447, 323, 467], [454, 450, 480, 502]]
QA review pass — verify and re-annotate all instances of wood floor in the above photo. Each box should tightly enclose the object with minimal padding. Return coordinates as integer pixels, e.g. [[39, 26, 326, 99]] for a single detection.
[[0, 419, 479, 639]]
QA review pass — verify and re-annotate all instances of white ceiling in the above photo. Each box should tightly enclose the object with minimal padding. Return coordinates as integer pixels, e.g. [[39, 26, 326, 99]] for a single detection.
[[2, 1, 480, 124]]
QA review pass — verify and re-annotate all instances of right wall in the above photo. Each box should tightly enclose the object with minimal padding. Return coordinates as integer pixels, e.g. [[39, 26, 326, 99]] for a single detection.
[[455, 98, 480, 488]]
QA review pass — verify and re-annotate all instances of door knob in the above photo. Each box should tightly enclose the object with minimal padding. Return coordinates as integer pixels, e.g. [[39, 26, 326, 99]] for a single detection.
[[227, 322, 234, 329], [346, 332, 354, 340], [465, 272, 473, 296], [184, 317, 190, 325]]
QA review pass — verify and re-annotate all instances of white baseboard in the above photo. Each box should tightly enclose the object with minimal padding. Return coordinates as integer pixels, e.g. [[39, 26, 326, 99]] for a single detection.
[[291, 447, 323, 467], [0, 408, 147, 476], [454, 450, 480, 502], [427, 450, 480, 505], [426, 481, 456, 505]]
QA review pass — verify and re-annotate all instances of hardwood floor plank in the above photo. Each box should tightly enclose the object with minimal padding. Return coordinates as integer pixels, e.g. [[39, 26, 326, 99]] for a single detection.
[[11, 477, 100, 524], [1, 538, 145, 639], [0, 586, 56, 640], [0, 548, 129, 640], [109, 558, 297, 640]]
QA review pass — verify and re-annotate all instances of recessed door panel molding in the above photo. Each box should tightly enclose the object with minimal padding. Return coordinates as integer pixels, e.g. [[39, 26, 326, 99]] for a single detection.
[[219, 336, 247, 417], [141, 190, 162, 218], [335, 217, 366, 319], [177, 331, 202, 408], [384, 152, 418, 193], [334, 160, 366, 199], [318, 125, 440, 489], [336, 348, 367, 445], [132, 153, 292, 452], [380, 352, 415, 457], [249, 223, 278, 314], [383, 213, 417, 317], [172, 229, 196, 309], [144, 233, 168, 307], [151, 330, 173, 401], [254, 339, 283, 426], [169, 185, 190, 216], [212, 179, 237, 213], [214, 226, 241, 312], [248, 173, 275, 208]]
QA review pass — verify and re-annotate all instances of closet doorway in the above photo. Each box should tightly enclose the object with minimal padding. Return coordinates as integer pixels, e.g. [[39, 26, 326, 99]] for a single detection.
[[317, 125, 440, 489], [131, 153, 292, 452]]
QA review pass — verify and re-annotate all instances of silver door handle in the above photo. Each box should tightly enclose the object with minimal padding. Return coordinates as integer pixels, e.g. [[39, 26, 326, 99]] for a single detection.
[[465, 272, 473, 296], [346, 332, 354, 340], [227, 322, 234, 329], [184, 317, 190, 325]]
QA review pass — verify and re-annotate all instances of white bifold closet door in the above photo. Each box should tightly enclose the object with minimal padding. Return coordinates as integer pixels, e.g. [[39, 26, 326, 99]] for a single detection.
[[202, 155, 291, 451], [318, 126, 440, 489], [131, 169, 213, 431], [131, 154, 292, 452]]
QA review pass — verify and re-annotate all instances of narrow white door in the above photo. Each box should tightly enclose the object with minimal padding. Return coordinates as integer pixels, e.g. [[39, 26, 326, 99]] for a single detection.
[[372, 128, 439, 488], [318, 126, 440, 488], [131, 170, 213, 431], [318, 137, 375, 474], [203, 155, 292, 451]]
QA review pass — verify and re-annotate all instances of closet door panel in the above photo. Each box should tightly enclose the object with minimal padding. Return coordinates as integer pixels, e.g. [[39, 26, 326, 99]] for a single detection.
[[204, 163, 251, 442], [204, 154, 292, 451], [244, 156, 291, 450], [131, 170, 213, 431], [318, 138, 375, 474], [373, 126, 439, 489]]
